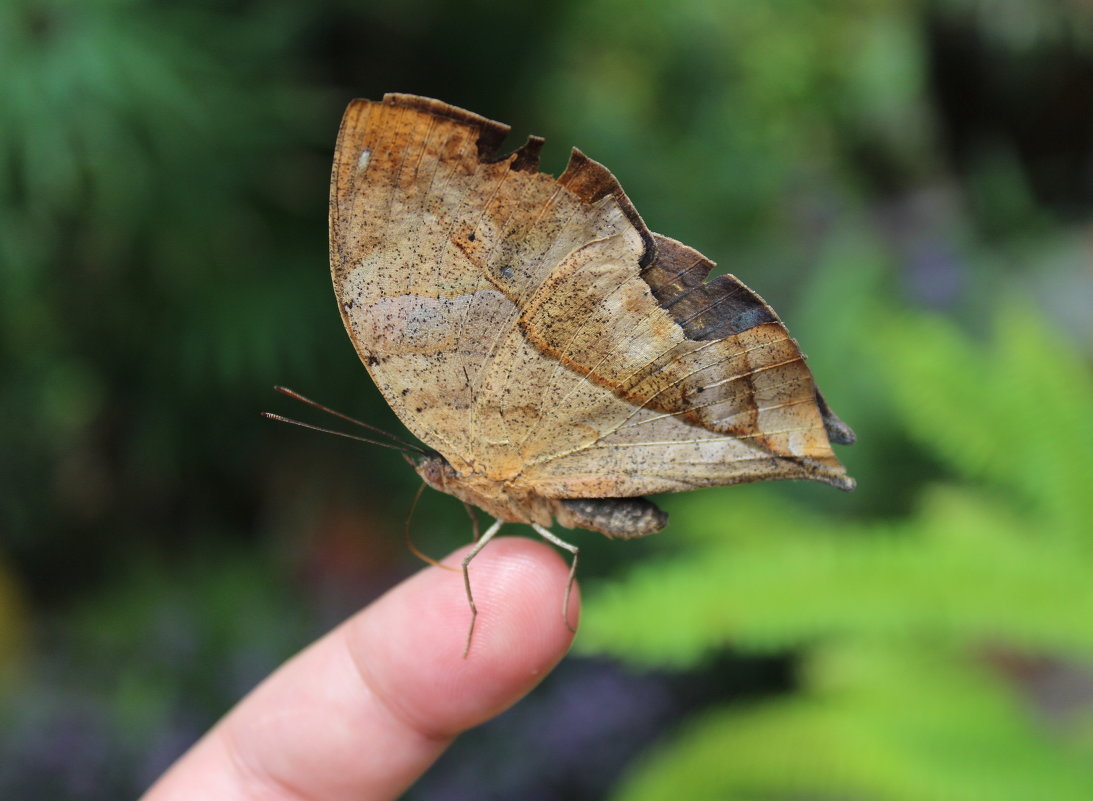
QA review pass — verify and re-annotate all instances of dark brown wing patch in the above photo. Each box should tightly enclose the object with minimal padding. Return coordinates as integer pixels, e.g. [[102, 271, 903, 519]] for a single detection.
[[383, 93, 510, 160], [642, 235, 779, 339], [815, 387, 856, 445], [510, 135, 545, 172]]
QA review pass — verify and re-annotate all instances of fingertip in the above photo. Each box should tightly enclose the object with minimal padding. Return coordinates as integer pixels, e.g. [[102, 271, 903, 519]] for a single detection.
[[347, 535, 579, 736]]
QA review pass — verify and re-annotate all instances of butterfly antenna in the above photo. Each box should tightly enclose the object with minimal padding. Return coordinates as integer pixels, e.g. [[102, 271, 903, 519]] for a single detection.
[[270, 386, 427, 455], [403, 480, 457, 572], [260, 411, 425, 455]]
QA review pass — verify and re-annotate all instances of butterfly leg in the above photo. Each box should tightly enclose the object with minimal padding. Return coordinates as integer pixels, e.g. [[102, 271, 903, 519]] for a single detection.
[[531, 524, 579, 633], [463, 501, 482, 543], [461, 518, 503, 657], [403, 481, 455, 570]]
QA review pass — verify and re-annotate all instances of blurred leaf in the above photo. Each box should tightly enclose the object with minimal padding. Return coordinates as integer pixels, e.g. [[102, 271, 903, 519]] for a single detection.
[[870, 304, 1093, 538], [614, 642, 1093, 801], [582, 485, 1093, 666]]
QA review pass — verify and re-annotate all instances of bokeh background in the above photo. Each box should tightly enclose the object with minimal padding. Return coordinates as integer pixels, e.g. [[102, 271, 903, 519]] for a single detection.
[[2, 0, 1092, 798]]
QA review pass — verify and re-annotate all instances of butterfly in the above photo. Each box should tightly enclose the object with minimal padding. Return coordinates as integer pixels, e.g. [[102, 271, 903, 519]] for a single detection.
[[321, 93, 854, 652]]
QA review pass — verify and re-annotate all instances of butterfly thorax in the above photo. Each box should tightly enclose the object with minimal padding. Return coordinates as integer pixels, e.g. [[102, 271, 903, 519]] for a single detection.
[[415, 454, 556, 527], [414, 454, 668, 539]]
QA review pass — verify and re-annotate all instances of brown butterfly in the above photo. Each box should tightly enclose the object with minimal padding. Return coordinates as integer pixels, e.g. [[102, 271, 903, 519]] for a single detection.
[[317, 94, 854, 651]]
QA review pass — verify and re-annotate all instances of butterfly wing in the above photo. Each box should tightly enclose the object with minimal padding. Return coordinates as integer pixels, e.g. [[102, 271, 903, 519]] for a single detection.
[[330, 94, 853, 496]]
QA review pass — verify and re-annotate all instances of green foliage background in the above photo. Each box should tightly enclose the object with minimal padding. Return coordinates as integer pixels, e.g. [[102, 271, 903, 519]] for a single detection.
[[0, 0, 1091, 798]]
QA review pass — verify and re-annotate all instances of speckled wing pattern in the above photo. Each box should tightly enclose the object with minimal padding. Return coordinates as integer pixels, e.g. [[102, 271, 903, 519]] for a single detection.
[[330, 94, 854, 514]]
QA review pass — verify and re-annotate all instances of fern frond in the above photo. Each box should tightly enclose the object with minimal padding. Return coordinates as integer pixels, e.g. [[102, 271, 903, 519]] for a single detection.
[[613, 642, 1093, 801], [868, 306, 1093, 537], [581, 486, 1093, 667]]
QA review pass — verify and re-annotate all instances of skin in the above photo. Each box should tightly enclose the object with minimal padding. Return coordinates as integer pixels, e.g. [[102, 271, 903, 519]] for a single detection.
[[140, 536, 579, 801]]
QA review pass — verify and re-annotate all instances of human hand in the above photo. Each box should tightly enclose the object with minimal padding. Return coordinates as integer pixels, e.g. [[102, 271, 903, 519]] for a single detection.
[[140, 536, 579, 801]]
